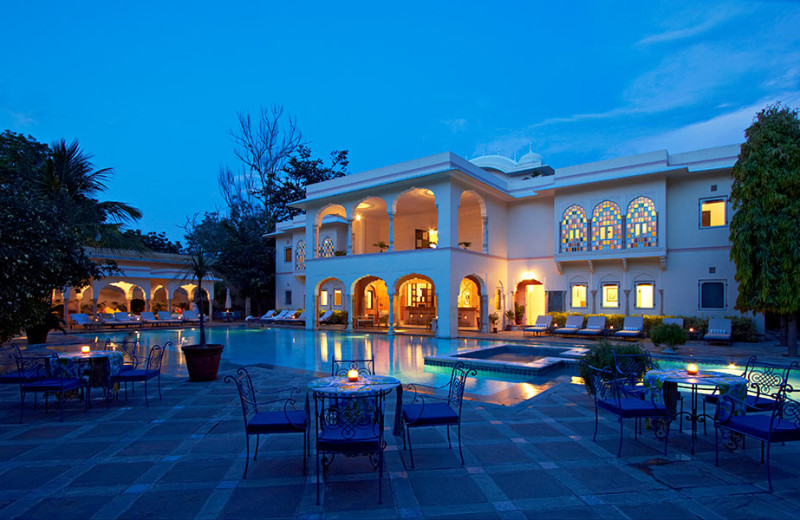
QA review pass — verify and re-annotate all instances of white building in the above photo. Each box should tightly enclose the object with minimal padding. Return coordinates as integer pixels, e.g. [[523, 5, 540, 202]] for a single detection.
[[272, 144, 754, 338]]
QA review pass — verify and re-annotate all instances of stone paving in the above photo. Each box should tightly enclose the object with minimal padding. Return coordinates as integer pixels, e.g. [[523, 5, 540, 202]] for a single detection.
[[0, 350, 799, 520]]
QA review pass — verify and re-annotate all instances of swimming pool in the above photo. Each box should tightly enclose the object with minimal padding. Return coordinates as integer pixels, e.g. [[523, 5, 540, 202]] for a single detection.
[[74, 326, 544, 398]]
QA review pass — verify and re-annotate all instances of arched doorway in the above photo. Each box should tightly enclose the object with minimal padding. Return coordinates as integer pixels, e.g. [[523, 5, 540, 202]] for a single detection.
[[98, 284, 127, 313], [392, 188, 438, 252], [172, 287, 191, 312], [457, 276, 482, 330], [316, 277, 346, 325], [152, 286, 169, 312], [515, 279, 545, 326], [352, 276, 389, 328], [458, 190, 486, 252], [352, 197, 389, 254], [396, 274, 436, 329]]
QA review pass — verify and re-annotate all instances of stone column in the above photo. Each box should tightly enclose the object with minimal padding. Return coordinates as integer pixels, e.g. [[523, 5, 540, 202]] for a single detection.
[[313, 225, 320, 258], [480, 293, 489, 333], [624, 289, 631, 316], [347, 293, 354, 332], [482, 216, 489, 253], [347, 219, 354, 255], [388, 213, 395, 252], [388, 293, 395, 335], [590, 290, 597, 314], [92, 298, 99, 318]]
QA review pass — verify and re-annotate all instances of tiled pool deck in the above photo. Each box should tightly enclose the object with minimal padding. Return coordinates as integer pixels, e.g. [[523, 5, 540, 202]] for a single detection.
[[1, 344, 799, 520]]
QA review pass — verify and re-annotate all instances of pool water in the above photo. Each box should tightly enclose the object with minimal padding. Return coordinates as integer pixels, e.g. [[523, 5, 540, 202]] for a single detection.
[[75, 327, 531, 398]]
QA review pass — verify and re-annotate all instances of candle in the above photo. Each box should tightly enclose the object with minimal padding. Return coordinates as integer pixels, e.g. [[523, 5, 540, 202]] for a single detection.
[[347, 369, 359, 382], [686, 363, 698, 376], [81, 345, 91, 353], [689, 327, 694, 333]]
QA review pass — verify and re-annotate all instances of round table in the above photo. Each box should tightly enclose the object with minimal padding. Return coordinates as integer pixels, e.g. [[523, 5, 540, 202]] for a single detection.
[[306, 375, 403, 435], [644, 369, 747, 454], [60, 350, 124, 404]]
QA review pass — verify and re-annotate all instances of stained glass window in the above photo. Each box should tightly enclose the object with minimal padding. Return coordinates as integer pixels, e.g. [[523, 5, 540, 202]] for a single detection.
[[626, 197, 657, 248], [591, 201, 622, 251], [295, 240, 306, 271], [320, 236, 335, 258], [560, 205, 588, 252]]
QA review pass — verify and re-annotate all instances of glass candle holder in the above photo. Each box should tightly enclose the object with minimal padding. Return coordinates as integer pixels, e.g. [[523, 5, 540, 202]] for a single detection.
[[81, 345, 91, 353], [686, 363, 698, 376], [347, 369, 359, 382]]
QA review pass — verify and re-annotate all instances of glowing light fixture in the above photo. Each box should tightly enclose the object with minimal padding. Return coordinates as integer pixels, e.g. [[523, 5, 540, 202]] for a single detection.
[[347, 369, 359, 382], [686, 363, 698, 376]]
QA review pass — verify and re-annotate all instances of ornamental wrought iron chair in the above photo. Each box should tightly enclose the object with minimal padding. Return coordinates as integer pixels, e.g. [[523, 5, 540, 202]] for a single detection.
[[16, 353, 86, 422], [224, 367, 307, 479], [110, 343, 166, 407], [313, 389, 388, 505], [0, 343, 26, 387], [105, 338, 138, 372], [705, 356, 798, 419], [612, 349, 681, 431], [401, 362, 477, 468], [331, 357, 375, 377], [715, 391, 800, 490], [583, 362, 672, 457]]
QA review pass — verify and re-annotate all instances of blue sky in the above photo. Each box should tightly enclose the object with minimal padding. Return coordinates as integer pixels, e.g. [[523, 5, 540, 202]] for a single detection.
[[2, 1, 799, 241]]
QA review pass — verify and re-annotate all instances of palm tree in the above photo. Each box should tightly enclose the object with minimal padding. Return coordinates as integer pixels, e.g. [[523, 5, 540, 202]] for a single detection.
[[39, 139, 143, 250]]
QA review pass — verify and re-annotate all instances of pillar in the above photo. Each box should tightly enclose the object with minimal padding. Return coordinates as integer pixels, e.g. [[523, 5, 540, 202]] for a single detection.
[[305, 287, 316, 331], [146, 298, 151, 313], [482, 216, 489, 254], [590, 290, 597, 314], [313, 224, 320, 258], [437, 288, 457, 339], [347, 219, 354, 255], [92, 298, 98, 318], [388, 293, 395, 335], [480, 293, 489, 333], [347, 293, 354, 332], [388, 213, 395, 252], [624, 289, 631, 316]]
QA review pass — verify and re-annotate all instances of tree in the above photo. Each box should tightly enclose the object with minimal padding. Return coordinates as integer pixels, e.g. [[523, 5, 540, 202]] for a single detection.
[[121, 229, 183, 254], [730, 103, 800, 356], [272, 145, 349, 221]]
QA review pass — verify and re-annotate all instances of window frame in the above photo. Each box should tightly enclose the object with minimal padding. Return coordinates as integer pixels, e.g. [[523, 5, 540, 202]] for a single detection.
[[699, 197, 727, 229], [284, 290, 292, 306], [601, 283, 620, 309], [320, 290, 329, 307], [570, 283, 587, 309], [699, 280, 726, 310], [334, 289, 342, 307], [284, 247, 292, 263], [634, 282, 655, 310]]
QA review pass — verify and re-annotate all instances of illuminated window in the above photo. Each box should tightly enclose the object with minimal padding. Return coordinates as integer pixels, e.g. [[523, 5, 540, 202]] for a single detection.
[[591, 201, 622, 251], [295, 241, 305, 271], [320, 236, 335, 258], [601, 283, 619, 308], [284, 247, 292, 263], [320, 290, 329, 307], [561, 205, 588, 252], [334, 289, 342, 306], [366, 289, 374, 310], [571, 284, 587, 308], [635, 282, 655, 309], [626, 197, 657, 248], [700, 198, 726, 227], [700, 281, 725, 309]]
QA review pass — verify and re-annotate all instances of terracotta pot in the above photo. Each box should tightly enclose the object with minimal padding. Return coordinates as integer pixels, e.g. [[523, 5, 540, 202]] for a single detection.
[[181, 344, 225, 382], [25, 326, 49, 345]]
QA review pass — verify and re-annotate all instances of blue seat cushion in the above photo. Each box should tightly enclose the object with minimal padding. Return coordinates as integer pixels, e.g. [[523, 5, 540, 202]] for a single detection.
[[317, 425, 380, 452], [22, 378, 83, 392], [721, 414, 800, 443], [745, 395, 778, 410], [403, 402, 459, 426], [113, 369, 159, 382], [704, 333, 730, 341], [554, 328, 578, 334], [524, 327, 547, 332], [577, 329, 602, 336], [615, 330, 642, 337], [247, 410, 306, 434], [598, 397, 669, 418]]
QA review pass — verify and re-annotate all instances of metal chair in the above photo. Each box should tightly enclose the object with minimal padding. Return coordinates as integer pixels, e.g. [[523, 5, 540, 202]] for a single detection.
[[401, 362, 476, 468], [16, 353, 86, 422], [224, 367, 307, 479], [705, 356, 798, 416], [313, 388, 388, 505], [331, 357, 375, 377], [583, 363, 672, 457], [715, 391, 800, 490], [105, 338, 138, 372], [110, 343, 166, 406]]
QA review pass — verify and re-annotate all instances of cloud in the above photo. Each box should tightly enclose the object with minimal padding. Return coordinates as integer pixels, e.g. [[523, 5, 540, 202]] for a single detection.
[[2, 107, 37, 127], [636, 10, 738, 46]]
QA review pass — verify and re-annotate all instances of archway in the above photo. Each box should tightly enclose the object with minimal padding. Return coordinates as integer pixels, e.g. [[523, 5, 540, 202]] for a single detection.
[[98, 284, 127, 313], [172, 287, 190, 312], [457, 275, 482, 330], [392, 188, 438, 252], [395, 274, 436, 329], [458, 190, 486, 251], [352, 197, 389, 255], [152, 286, 169, 312], [316, 277, 346, 324], [352, 276, 389, 328], [316, 204, 347, 258], [515, 279, 545, 326]]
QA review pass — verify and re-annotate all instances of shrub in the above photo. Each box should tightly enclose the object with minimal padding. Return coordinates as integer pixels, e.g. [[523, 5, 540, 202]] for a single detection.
[[730, 316, 757, 342], [578, 340, 649, 395], [650, 323, 688, 349], [331, 311, 348, 325], [514, 303, 525, 324]]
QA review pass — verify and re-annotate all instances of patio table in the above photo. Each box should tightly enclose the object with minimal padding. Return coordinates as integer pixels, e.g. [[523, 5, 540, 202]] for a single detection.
[[305, 374, 403, 436], [644, 368, 747, 454], [59, 350, 124, 404]]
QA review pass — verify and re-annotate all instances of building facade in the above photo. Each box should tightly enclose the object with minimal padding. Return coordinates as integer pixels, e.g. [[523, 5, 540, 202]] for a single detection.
[[272, 144, 755, 338]]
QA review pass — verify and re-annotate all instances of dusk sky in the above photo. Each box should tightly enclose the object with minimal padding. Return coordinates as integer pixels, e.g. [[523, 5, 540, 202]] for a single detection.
[[2, 1, 799, 242]]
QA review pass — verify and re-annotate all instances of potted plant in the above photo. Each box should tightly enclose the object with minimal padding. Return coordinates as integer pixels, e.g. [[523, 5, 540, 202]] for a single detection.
[[180, 245, 225, 381], [25, 308, 66, 344], [505, 310, 516, 330], [650, 323, 688, 354], [514, 303, 526, 326], [458, 241, 471, 249], [489, 312, 499, 333], [373, 241, 389, 253]]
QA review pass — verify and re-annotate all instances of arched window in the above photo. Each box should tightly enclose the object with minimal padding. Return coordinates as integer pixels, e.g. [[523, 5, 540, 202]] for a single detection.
[[626, 197, 657, 248], [295, 240, 306, 271], [561, 205, 588, 252], [591, 201, 622, 251], [320, 236, 335, 258]]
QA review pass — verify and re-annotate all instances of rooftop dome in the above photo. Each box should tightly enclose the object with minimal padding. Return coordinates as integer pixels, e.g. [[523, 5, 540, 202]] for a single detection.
[[518, 150, 542, 166]]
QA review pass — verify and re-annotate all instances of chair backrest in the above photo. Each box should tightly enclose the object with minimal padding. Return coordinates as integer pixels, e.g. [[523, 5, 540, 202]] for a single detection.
[[144, 344, 167, 372], [612, 349, 655, 383], [564, 315, 584, 328], [319, 310, 333, 322], [114, 312, 131, 322], [106, 338, 138, 365], [662, 317, 684, 327], [18, 353, 60, 381], [313, 389, 387, 442], [0, 344, 22, 373], [586, 316, 606, 329], [582, 363, 623, 404], [70, 313, 88, 324], [293, 311, 306, 321], [775, 393, 800, 431], [224, 367, 259, 423], [140, 312, 156, 321], [446, 362, 477, 412], [332, 357, 375, 377], [535, 315, 553, 327], [622, 316, 644, 331], [183, 310, 198, 320], [100, 313, 115, 322], [262, 310, 276, 319], [741, 355, 795, 400], [708, 318, 732, 334]]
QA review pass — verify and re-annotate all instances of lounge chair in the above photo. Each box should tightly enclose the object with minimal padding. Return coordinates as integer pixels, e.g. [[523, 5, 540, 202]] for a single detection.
[[182, 310, 201, 324], [157, 311, 183, 326], [139, 312, 160, 327], [98, 313, 124, 327], [114, 312, 141, 327], [282, 311, 306, 325], [615, 316, 644, 339], [70, 313, 99, 329], [263, 309, 292, 324], [246, 310, 275, 323], [523, 315, 553, 336], [577, 316, 606, 337], [554, 315, 584, 336], [318, 310, 334, 324], [703, 318, 732, 345]]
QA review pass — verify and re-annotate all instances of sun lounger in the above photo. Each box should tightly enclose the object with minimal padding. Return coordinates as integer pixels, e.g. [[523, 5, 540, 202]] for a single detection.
[[577, 316, 606, 337], [114, 312, 142, 327], [182, 310, 202, 323], [283, 311, 306, 325], [554, 315, 584, 336], [69, 313, 98, 329], [262, 309, 292, 323], [139, 312, 159, 327], [615, 316, 644, 339], [157, 311, 184, 326], [523, 315, 553, 336], [318, 310, 334, 324], [98, 313, 125, 327], [246, 311, 275, 323], [704, 318, 732, 345]]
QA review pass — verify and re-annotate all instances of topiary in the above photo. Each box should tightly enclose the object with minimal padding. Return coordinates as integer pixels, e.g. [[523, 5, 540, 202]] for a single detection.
[[578, 340, 649, 395], [650, 323, 688, 351]]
